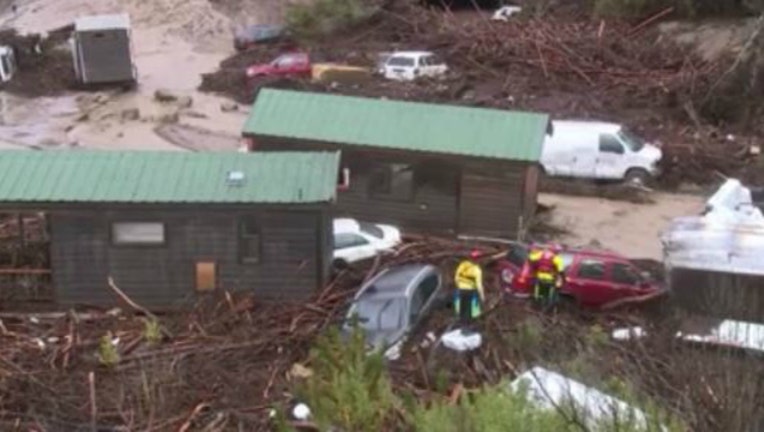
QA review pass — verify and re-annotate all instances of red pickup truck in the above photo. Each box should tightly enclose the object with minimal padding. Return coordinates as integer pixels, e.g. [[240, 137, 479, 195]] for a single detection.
[[496, 243, 660, 308]]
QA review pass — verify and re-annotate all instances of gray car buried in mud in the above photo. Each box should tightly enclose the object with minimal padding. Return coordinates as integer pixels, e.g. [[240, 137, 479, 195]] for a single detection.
[[341, 264, 443, 360]]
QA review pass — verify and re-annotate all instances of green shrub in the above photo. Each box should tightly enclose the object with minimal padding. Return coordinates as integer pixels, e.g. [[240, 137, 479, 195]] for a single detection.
[[142, 318, 162, 345], [296, 325, 397, 431], [413, 380, 684, 432], [97, 332, 120, 367], [286, 0, 372, 40], [413, 385, 571, 432]]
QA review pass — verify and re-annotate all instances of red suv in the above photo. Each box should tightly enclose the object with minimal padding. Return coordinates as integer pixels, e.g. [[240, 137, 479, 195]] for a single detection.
[[245, 52, 311, 80], [496, 244, 661, 308]]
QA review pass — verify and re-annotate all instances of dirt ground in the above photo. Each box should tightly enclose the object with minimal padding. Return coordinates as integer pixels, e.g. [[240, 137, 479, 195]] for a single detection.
[[540, 192, 705, 260], [0, 0, 272, 150]]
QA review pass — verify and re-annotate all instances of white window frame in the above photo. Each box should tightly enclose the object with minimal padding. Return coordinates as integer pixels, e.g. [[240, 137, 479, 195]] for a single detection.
[[112, 222, 165, 246]]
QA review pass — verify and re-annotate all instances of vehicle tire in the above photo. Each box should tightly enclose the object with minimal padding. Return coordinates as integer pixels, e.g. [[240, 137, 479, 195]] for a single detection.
[[624, 168, 651, 187], [332, 259, 349, 273]]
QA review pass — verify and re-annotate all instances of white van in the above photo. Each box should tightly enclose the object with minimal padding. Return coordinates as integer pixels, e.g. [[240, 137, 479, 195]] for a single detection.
[[540, 121, 662, 184]]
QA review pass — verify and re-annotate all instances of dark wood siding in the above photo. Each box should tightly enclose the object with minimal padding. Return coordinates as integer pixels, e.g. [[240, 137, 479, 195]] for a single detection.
[[49, 207, 327, 308], [50, 214, 109, 304], [250, 135, 532, 238], [337, 153, 459, 235], [76, 29, 133, 83], [522, 165, 540, 223], [252, 137, 460, 233], [459, 161, 525, 238]]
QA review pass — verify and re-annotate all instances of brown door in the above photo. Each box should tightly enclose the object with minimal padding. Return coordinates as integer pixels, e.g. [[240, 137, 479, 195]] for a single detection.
[[195, 261, 216, 292]]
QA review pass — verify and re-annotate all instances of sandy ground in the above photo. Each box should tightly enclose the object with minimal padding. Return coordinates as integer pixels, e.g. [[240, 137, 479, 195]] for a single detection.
[[541, 192, 706, 260], [0, 0, 272, 151]]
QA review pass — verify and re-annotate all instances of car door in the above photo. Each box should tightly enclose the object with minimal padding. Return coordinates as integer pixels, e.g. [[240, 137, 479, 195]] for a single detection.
[[334, 232, 373, 263], [565, 257, 612, 306], [292, 53, 310, 75], [595, 134, 626, 179], [408, 272, 441, 329], [569, 145, 597, 178], [608, 262, 648, 301], [274, 54, 296, 76]]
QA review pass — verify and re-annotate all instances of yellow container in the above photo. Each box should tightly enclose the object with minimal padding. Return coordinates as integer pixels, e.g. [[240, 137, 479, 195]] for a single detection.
[[311, 64, 371, 84]]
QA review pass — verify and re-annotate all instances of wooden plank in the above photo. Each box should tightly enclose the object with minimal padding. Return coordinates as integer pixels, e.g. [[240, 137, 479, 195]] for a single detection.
[[0, 268, 51, 275]]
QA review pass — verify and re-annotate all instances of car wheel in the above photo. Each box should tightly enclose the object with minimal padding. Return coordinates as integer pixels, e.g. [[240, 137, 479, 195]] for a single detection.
[[332, 259, 349, 272], [624, 168, 651, 187]]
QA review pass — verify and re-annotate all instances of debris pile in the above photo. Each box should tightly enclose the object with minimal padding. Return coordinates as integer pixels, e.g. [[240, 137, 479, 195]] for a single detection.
[[0, 26, 75, 97], [0, 237, 501, 430], [0, 232, 760, 430], [199, 3, 764, 186]]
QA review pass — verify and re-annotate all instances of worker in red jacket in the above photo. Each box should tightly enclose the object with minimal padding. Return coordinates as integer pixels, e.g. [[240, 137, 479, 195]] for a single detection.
[[527, 246, 565, 309]]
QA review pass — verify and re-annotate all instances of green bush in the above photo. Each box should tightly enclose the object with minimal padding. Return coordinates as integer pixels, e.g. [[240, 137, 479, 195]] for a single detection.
[[296, 325, 397, 431], [413, 385, 569, 432], [142, 318, 163, 345], [97, 332, 120, 367], [413, 382, 683, 432], [286, 0, 372, 40]]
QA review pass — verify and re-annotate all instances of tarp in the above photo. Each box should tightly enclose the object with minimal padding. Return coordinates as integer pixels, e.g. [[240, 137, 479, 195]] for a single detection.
[[510, 367, 660, 430], [662, 179, 764, 275]]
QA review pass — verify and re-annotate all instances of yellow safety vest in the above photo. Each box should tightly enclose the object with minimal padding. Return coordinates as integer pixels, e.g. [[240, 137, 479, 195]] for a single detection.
[[455, 260, 485, 301], [455, 260, 481, 290]]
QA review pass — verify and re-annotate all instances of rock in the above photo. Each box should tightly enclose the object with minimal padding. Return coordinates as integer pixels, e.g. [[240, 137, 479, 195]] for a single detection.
[[158, 112, 180, 124], [183, 110, 207, 119], [177, 96, 193, 109], [220, 101, 238, 112], [154, 89, 179, 103], [289, 363, 313, 379], [121, 108, 140, 121]]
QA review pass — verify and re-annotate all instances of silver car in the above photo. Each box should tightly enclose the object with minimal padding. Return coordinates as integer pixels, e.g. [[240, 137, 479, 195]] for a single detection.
[[342, 264, 443, 360]]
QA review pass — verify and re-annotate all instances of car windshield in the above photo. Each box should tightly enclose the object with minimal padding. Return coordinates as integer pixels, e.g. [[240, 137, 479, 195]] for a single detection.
[[617, 129, 645, 152], [387, 56, 415, 67], [348, 296, 405, 331], [359, 222, 384, 239]]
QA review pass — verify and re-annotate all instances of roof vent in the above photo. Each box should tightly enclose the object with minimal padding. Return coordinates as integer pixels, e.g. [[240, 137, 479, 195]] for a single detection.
[[227, 170, 245, 187]]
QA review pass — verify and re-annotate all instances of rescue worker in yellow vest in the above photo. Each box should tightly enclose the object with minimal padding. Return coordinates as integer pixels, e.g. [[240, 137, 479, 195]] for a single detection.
[[454, 250, 485, 323], [527, 247, 565, 309]]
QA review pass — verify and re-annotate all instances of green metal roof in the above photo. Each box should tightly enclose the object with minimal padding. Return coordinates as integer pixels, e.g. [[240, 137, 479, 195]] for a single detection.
[[0, 151, 339, 204], [244, 89, 549, 162]]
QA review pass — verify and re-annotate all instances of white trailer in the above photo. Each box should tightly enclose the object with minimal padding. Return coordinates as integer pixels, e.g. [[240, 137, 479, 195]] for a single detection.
[[662, 179, 764, 323], [71, 14, 137, 86]]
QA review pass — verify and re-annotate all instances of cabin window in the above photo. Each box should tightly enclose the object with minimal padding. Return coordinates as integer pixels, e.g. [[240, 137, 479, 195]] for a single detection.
[[112, 222, 165, 245], [369, 163, 414, 201], [239, 217, 261, 264], [338, 167, 351, 191]]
